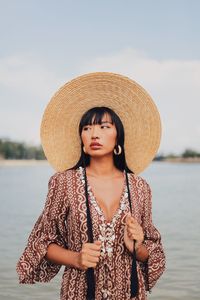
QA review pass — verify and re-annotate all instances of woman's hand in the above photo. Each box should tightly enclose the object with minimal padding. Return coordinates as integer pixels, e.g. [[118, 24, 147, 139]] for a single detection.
[[76, 240, 102, 270], [124, 213, 144, 253]]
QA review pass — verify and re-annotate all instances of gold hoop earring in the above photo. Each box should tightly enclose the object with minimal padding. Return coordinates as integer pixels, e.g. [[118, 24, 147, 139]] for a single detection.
[[114, 145, 122, 155], [83, 146, 89, 154]]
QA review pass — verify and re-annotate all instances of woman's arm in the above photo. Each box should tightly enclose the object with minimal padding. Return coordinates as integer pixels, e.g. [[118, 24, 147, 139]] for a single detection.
[[45, 243, 80, 268], [45, 240, 102, 270]]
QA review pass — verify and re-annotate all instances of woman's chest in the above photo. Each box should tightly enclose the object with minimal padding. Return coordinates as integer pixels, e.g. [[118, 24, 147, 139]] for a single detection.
[[86, 180, 125, 223], [64, 168, 144, 249]]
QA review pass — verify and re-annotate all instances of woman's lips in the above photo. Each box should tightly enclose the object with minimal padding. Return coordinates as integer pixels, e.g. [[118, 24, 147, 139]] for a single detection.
[[90, 143, 102, 149]]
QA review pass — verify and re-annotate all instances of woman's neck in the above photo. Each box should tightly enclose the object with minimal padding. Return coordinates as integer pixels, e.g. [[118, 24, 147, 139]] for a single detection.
[[86, 156, 121, 178]]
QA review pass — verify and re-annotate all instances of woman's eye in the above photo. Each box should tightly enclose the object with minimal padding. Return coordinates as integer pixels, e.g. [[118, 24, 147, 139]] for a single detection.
[[83, 127, 90, 131], [101, 125, 110, 129]]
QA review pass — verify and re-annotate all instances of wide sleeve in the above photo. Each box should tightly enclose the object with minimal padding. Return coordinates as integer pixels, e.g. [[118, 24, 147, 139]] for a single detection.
[[16, 172, 68, 284], [139, 179, 166, 292]]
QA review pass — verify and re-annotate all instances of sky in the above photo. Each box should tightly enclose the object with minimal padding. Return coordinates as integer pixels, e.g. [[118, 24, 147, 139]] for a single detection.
[[0, 0, 200, 155]]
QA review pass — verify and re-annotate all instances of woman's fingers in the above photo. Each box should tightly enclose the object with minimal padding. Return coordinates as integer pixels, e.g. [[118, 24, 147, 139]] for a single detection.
[[86, 254, 100, 263], [127, 224, 141, 236], [85, 261, 99, 268], [127, 226, 142, 234], [125, 213, 137, 225], [79, 241, 102, 270], [83, 241, 101, 252], [128, 232, 141, 239], [127, 224, 138, 233], [83, 240, 101, 249], [86, 242, 101, 251], [81, 253, 100, 264], [125, 214, 144, 242], [82, 248, 101, 258], [125, 213, 133, 225]]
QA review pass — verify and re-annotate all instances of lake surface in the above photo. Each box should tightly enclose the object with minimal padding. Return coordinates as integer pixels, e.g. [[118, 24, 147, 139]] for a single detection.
[[0, 161, 200, 299]]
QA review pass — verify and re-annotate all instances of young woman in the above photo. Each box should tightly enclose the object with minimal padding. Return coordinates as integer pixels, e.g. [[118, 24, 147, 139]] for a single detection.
[[16, 73, 166, 300]]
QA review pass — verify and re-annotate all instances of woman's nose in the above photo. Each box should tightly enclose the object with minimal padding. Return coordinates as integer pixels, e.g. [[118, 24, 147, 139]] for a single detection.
[[91, 125, 100, 138]]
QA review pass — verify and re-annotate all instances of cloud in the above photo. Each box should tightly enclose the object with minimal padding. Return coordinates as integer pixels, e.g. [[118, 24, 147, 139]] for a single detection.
[[0, 55, 59, 97], [0, 54, 65, 144], [1, 49, 200, 154]]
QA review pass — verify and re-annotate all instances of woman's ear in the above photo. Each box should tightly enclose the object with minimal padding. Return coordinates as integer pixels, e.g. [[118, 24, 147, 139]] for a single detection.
[[83, 146, 86, 153]]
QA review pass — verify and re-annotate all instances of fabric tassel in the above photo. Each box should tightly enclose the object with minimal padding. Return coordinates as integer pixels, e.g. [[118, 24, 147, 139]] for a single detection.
[[125, 171, 139, 297], [130, 241, 139, 297], [86, 268, 95, 300]]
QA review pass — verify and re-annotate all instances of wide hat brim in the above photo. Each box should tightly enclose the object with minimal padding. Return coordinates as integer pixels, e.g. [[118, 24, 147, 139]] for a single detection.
[[40, 72, 161, 174]]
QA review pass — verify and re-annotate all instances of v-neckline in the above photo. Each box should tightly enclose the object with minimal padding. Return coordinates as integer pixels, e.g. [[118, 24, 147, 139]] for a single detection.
[[86, 170, 127, 224]]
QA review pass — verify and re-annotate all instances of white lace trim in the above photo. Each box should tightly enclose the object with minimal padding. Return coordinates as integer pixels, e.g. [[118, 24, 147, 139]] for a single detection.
[[78, 166, 128, 259]]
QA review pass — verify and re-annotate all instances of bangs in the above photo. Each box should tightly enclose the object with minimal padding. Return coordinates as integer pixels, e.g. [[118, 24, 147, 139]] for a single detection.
[[79, 107, 114, 129]]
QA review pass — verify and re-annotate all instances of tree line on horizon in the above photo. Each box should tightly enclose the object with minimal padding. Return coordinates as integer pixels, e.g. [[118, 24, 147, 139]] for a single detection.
[[0, 138, 200, 160], [0, 138, 45, 160], [154, 149, 200, 160]]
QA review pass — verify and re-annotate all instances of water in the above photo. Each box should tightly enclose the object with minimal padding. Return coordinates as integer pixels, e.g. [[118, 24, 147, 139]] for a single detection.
[[0, 162, 199, 299]]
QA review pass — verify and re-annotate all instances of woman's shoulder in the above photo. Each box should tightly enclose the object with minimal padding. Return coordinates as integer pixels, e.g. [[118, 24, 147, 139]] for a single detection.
[[128, 172, 150, 190], [48, 168, 77, 186]]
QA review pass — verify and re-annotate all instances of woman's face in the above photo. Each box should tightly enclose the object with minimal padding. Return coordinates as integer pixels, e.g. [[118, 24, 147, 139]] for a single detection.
[[81, 113, 117, 157]]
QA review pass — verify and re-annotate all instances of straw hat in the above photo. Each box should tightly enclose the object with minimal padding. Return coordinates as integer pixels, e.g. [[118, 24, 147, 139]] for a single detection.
[[40, 72, 161, 174]]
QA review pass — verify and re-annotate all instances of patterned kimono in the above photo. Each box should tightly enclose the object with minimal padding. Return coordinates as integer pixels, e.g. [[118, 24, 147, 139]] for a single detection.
[[16, 166, 166, 299]]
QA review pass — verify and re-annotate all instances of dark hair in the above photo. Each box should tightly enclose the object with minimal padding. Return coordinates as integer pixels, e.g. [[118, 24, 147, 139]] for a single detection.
[[70, 106, 133, 173], [69, 106, 138, 297]]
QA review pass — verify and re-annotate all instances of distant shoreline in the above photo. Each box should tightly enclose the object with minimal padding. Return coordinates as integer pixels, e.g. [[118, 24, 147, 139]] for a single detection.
[[0, 159, 49, 166], [160, 157, 200, 163], [0, 157, 200, 167]]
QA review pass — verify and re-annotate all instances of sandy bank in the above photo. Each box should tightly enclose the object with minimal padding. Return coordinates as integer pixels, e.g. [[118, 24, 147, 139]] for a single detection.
[[0, 159, 49, 167], [162, 157, 200, 163]]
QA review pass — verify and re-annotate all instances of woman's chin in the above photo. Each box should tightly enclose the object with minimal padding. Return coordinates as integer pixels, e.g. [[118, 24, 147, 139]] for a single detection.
[[89, 151, 113, 158]]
